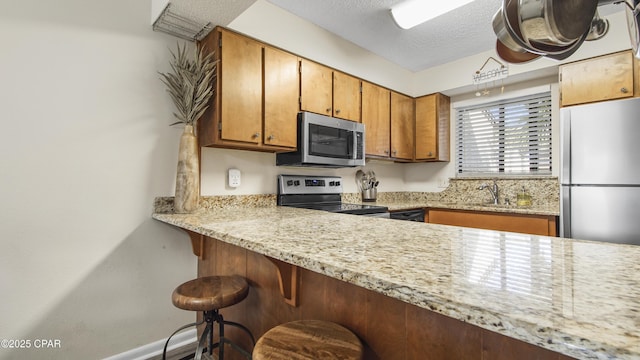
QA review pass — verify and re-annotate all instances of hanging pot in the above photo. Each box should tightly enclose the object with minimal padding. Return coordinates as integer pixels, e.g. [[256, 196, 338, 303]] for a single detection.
[[496, 39, 540, 63], [493, 0, 545, 55], [518, 0, 598, 47], [494, 0, 545, 63], [626, 0, 640, 58], [586, 9, 609, 41]]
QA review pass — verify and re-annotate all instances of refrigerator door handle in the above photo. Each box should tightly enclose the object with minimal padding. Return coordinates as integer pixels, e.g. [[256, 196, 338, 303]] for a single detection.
[[560, 185, 571, 238], [560, 108, 571, 185]]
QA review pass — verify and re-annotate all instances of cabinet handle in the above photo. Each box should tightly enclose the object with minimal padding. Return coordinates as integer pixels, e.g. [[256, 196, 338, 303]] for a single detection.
[[428, 152, 433, 157], [384, 150, 389, 155], [621, 87, 629, 94], [267, 135, 274, 141], [392, 150, 397, 156], [326, 108, 332, 113], [335, 109, 341, 114], [252, 132, 260, 138]]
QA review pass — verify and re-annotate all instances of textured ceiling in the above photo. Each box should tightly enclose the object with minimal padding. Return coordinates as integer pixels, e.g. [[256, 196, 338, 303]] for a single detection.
[[265, 0, 502, 72]]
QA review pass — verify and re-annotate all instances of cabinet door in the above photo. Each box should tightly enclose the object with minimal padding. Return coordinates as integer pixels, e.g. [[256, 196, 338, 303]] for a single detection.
[[362, 82, 390, 157], [390, 92, 414, 160], [415, 93, 449, 161], [220, 30, 263, 143], [300, 60, 333, 116], [415, 95, 437, 160], [264, 46, 298, 148], [333, 71, 361, 122], [427, 209, 557, 236], [560, 51, 634, 107]]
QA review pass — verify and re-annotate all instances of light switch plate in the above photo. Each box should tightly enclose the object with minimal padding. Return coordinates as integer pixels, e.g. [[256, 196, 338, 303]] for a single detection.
[[228, 168, 241, 188]]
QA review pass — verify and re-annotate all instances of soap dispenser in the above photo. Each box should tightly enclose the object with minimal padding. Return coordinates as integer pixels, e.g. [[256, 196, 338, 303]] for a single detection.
[[517, 186, 532, 207]]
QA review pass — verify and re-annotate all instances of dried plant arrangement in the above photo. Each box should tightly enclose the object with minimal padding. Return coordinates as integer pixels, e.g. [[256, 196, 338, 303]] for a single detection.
[[159, 43, 216, 126]]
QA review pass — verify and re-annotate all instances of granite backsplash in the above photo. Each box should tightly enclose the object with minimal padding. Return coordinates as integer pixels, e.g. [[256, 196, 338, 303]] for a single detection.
[[155, 177, 559, 213], [342, 177, 559, 208]]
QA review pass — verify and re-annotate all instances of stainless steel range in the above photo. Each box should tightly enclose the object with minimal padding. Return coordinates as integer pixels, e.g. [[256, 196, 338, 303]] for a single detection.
[[277, 175, 389, 218]]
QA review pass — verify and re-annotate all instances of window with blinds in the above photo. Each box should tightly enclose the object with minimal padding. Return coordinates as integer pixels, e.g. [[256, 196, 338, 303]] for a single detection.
[[455, 92, 552, 176]]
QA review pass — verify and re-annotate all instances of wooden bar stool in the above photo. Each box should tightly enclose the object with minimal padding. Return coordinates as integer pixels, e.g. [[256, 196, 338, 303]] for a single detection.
[[162, 275, 255, 360], [252, 320, 363, 360]]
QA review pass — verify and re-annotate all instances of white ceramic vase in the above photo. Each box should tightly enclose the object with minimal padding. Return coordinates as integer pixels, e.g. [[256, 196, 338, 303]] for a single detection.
[[174, 124, 199, 213]]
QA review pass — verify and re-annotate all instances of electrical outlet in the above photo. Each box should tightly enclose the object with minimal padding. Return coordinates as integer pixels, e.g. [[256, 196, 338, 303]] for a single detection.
[[228, 168, 241, 188]]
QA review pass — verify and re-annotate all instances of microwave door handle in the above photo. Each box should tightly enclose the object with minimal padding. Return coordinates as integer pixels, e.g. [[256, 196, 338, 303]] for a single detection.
[[348, 131, 355, 159]]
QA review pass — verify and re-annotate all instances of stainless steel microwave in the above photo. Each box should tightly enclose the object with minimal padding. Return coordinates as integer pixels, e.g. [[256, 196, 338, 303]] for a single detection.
[[276, 112, 365, 168]]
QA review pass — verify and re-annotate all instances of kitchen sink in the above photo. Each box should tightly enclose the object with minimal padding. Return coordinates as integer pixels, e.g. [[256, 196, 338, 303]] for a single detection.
[[466, 202, 519, 209], [433, 201, 522, 209]]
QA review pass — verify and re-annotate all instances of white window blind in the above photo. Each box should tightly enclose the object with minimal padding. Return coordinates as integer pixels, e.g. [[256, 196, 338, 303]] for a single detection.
[[456, 92, 552, 176]]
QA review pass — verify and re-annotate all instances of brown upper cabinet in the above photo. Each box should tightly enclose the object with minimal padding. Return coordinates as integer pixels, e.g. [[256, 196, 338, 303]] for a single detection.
[[560, 50, 639, 107], [415, 93, 450, 162], [361, 81, 391, 157], [198, 27, 298, 151], [300, 60, 361, 122], [361, 86, 415, 161], [196, 27, 451, 163], [263, 45, 299, 148], [390, 92, 415, 161]]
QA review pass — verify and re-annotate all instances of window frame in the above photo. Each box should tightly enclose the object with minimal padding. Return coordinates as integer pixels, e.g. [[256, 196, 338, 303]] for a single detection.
[[454, 87, 553, 178]]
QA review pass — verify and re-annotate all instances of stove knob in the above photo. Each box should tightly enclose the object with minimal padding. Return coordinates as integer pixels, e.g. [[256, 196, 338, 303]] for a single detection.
[[286, 180, 294, 186], [335, 181, 341, 186], [294, 180, 300, 186], [329, 181, 335, 186]]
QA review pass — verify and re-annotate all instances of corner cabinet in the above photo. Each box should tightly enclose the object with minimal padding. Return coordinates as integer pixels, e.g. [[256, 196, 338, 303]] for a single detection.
[[198, 27, 298, 151], [300, 60, 361, 122], [559, 50, 639, 107], [415, 93, 450, 162]]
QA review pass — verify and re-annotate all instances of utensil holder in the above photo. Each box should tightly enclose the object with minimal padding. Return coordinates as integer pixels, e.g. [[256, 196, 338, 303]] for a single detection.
[[362, 188, 377, 202]]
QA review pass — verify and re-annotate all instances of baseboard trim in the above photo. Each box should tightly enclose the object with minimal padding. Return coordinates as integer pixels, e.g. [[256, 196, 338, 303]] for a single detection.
[[104, 328, 197, 360]]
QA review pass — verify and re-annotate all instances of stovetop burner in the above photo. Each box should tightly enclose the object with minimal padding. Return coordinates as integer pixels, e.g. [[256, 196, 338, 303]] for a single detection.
[[277, 175, 388, 216], [286, 202, 388, 215]]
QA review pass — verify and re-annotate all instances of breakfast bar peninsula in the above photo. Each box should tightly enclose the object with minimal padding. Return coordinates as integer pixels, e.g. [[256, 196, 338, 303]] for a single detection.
[[153, 199, 640, 360]]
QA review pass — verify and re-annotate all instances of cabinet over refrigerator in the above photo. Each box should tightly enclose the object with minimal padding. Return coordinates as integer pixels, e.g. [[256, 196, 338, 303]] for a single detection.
[[560, 97, 640, 245]]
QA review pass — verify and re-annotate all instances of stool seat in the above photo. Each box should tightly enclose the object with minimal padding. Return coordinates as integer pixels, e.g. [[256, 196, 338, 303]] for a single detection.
[[172, 275, 249, 312], [252, 320, 363, 360]]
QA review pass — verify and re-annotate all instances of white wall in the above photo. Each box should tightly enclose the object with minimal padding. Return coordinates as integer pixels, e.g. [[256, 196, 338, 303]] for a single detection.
[[0, 1, 196, 358]]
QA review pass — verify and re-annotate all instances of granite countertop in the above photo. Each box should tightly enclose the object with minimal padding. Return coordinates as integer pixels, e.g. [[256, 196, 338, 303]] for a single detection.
[[153, 205, 639, 360]]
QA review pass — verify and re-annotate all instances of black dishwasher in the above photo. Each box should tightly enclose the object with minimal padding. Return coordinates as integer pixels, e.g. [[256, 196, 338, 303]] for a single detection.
[[389, 209, 425, 222]]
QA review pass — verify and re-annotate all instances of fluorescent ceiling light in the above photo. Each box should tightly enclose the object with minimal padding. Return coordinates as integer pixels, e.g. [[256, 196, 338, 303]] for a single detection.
[[390, 0, 474, 29]]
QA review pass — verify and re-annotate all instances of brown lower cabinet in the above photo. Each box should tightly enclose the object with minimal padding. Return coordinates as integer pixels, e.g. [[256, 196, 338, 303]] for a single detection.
[[426, 209, 558, 236], [197, 236, 572, 360]]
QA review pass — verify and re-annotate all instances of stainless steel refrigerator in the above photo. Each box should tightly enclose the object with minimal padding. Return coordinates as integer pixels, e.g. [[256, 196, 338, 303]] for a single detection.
[[560, 97, 640, 245]]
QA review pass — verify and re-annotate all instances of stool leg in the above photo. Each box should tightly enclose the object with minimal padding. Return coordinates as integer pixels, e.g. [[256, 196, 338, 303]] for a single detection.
[[216, 312, 253, 359], [162, 320, 203, 360], [194, 317, 211, 360], [218, 312, 225, 360]]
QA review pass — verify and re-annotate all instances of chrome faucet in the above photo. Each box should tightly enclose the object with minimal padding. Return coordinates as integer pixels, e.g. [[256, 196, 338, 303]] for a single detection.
[[478, 180, 499, 205]]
